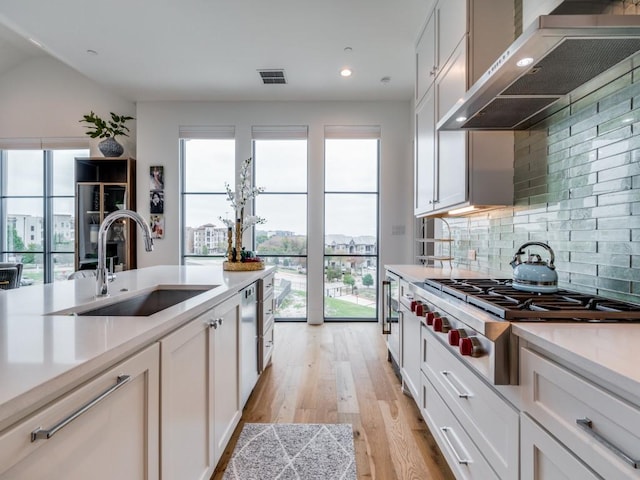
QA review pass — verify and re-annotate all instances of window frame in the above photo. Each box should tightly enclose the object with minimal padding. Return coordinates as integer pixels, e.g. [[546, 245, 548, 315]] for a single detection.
[[0, 147, 86, 284], [323, 135, 381, 322], [252, 134, 309, 322]]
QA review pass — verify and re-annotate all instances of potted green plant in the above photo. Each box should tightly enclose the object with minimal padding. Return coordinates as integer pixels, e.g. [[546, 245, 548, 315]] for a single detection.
[[80, 111, 134, 157]]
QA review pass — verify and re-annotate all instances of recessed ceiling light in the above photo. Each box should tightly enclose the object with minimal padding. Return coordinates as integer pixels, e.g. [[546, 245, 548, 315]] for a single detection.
[[344, 47, 353, 53], [380, 76, 391, 85], [86, 49, 98, 56], [516, 57, 534, 67], [340, 68, 352, 77], [456, 116, 467, 123]]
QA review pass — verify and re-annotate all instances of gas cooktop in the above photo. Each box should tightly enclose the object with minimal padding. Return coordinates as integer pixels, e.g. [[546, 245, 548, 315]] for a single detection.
[[423, 278, 640, 322]]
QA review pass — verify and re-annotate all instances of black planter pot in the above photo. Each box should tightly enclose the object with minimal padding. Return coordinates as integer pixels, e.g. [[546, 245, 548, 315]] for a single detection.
[[98, 137, 124, 157]]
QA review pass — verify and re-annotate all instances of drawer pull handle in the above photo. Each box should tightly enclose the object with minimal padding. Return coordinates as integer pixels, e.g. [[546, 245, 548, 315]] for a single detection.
[[31, 374, 132, 442], [440, 371, 472, 399], [440, 427, 470, 465], [576, 418, 640, 469]]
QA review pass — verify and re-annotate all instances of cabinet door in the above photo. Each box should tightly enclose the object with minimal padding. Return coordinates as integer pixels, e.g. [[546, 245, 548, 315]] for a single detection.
[[160, 315, 214, 480], [437, 0, 467, 71], [416, 9, 437, 104], [259, 292, 275, 373], [415, 88, 436, 216], [401, 308, 421, 400], [521, 414, 600, 480], [436, 40, 468, 209], [0, 344, 159, 480], [212, 294, 242, 466]]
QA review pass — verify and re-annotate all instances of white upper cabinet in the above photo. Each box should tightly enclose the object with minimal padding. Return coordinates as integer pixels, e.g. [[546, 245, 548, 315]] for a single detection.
[[414, 0, 515, 217], [416, 11, 436, 104], [415, 87, 436, 213], [415, 0, 467, 105], [437, 0, 468, 72]]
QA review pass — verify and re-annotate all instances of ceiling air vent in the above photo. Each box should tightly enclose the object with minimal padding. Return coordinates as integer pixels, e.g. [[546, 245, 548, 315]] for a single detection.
[[258, 69, 287, 85]]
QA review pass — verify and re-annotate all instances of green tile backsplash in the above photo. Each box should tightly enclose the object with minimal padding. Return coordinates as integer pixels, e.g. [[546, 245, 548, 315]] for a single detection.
[[445, 64, 640, 303]]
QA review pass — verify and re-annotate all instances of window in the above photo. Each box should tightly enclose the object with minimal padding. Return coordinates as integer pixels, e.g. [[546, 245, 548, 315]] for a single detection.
[[324, 127, 379, 321], [180, 127, 235, 265], [1, 147, 88, 285], [253, 126, 308, 320]]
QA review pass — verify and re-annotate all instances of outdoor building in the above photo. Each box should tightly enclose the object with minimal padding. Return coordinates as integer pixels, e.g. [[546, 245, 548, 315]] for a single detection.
[[192, 223, 228, 255], [325, 234, 377, 255]]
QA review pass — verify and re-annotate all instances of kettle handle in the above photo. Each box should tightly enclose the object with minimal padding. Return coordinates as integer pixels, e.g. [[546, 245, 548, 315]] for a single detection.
[[510, 241, 556, 269]]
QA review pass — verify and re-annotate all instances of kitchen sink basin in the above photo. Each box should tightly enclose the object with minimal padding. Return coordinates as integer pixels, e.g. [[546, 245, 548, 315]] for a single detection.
[[58, 285, 218, 317]]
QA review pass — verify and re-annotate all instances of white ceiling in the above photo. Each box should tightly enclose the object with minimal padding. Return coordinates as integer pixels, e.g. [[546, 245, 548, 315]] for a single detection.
[[0, 0, 435, 103]]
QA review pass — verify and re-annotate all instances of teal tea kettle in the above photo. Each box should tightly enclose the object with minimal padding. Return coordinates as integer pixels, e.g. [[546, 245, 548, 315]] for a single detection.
[[510, 242, 558, 293]]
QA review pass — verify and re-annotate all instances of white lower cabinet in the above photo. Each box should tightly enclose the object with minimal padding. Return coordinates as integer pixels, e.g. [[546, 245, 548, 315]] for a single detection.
[[520, 346, 640, 480], [421, 372, 499, 480], [160, 293, 242, 480], [160, 310, 214, 480], [0, 344, 160, 480], [211, 294, 242, 465], [420, 325, 519, 479], [258, 273, 275, 372], [521, 413, 600, 480], [401, 304, 421, 400]]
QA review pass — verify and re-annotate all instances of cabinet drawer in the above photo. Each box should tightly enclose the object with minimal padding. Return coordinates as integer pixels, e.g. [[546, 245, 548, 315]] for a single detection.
[[260, 273, 275, 301], [260, 292, 275, 336], [423, 327, 519, 480], [521, 413, 600, 480], [0, 344, 159, 479], [521, 347, 640, 479], [420, 372, 499, 480], [259, 324, 274, 373]]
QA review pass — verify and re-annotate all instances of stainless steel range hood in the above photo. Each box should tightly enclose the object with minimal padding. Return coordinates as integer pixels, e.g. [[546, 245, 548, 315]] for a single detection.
[[438, 14, 640, 131]]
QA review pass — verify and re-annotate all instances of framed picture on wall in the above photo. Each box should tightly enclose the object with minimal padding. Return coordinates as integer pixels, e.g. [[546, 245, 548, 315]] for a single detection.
[[150, 214, 165, 239], [150, 166, 164, 190], [150, 190, 164, 214]]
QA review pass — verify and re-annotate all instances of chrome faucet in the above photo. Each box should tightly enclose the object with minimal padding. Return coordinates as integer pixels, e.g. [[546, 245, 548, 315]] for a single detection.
[[96, 209, 154, 297]]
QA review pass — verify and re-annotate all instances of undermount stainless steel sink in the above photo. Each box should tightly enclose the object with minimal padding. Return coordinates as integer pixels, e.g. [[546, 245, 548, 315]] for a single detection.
[[54, 285, 218, 317]]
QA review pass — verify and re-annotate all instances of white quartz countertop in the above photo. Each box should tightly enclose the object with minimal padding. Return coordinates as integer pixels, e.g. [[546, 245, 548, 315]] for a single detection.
[[513, 323, 640, 402], [384, 264, 493, 284], [386, 264, 640, 403], [0, 265, 273, 429]]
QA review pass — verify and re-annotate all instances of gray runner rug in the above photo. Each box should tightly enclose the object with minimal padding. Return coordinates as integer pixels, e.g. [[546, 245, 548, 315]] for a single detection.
[[222, 423, 357, 480]]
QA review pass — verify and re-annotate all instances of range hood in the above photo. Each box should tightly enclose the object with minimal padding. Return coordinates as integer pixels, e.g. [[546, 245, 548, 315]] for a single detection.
[[438, 14, 640, 130]]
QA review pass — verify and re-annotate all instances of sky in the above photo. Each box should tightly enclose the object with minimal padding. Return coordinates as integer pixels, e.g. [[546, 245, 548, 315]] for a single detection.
[[4, 149, 84, 217], [184, 138, 379, 237]]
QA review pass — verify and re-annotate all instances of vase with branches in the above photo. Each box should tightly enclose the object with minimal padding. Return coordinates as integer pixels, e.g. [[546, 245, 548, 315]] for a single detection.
[[220, 157, 266, 267]]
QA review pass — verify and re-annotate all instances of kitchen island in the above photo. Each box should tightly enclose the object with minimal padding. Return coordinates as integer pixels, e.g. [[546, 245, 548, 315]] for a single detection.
[[0, 265, 274, 480]]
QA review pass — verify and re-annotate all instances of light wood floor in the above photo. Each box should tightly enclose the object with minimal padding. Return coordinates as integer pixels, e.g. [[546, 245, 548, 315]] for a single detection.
[[212, 322, 455, 480]]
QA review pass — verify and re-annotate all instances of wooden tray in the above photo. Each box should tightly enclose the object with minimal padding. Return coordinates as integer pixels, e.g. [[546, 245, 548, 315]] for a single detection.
[[223, 260, 265, 271]]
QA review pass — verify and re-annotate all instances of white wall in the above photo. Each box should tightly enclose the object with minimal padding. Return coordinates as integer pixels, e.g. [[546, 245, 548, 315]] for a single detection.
[[136, 100, 415, 323], [0, 56, 136, 155]]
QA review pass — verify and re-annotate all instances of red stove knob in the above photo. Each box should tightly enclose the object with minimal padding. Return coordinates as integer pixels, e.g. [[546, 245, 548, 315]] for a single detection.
[[410, 300, 417, 312], [459, 336, 483, 357], [426, 312, 436, 326], [415, 303, 424, 316], [448, 329, 467, 346], [433, 316, 450, 333]]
